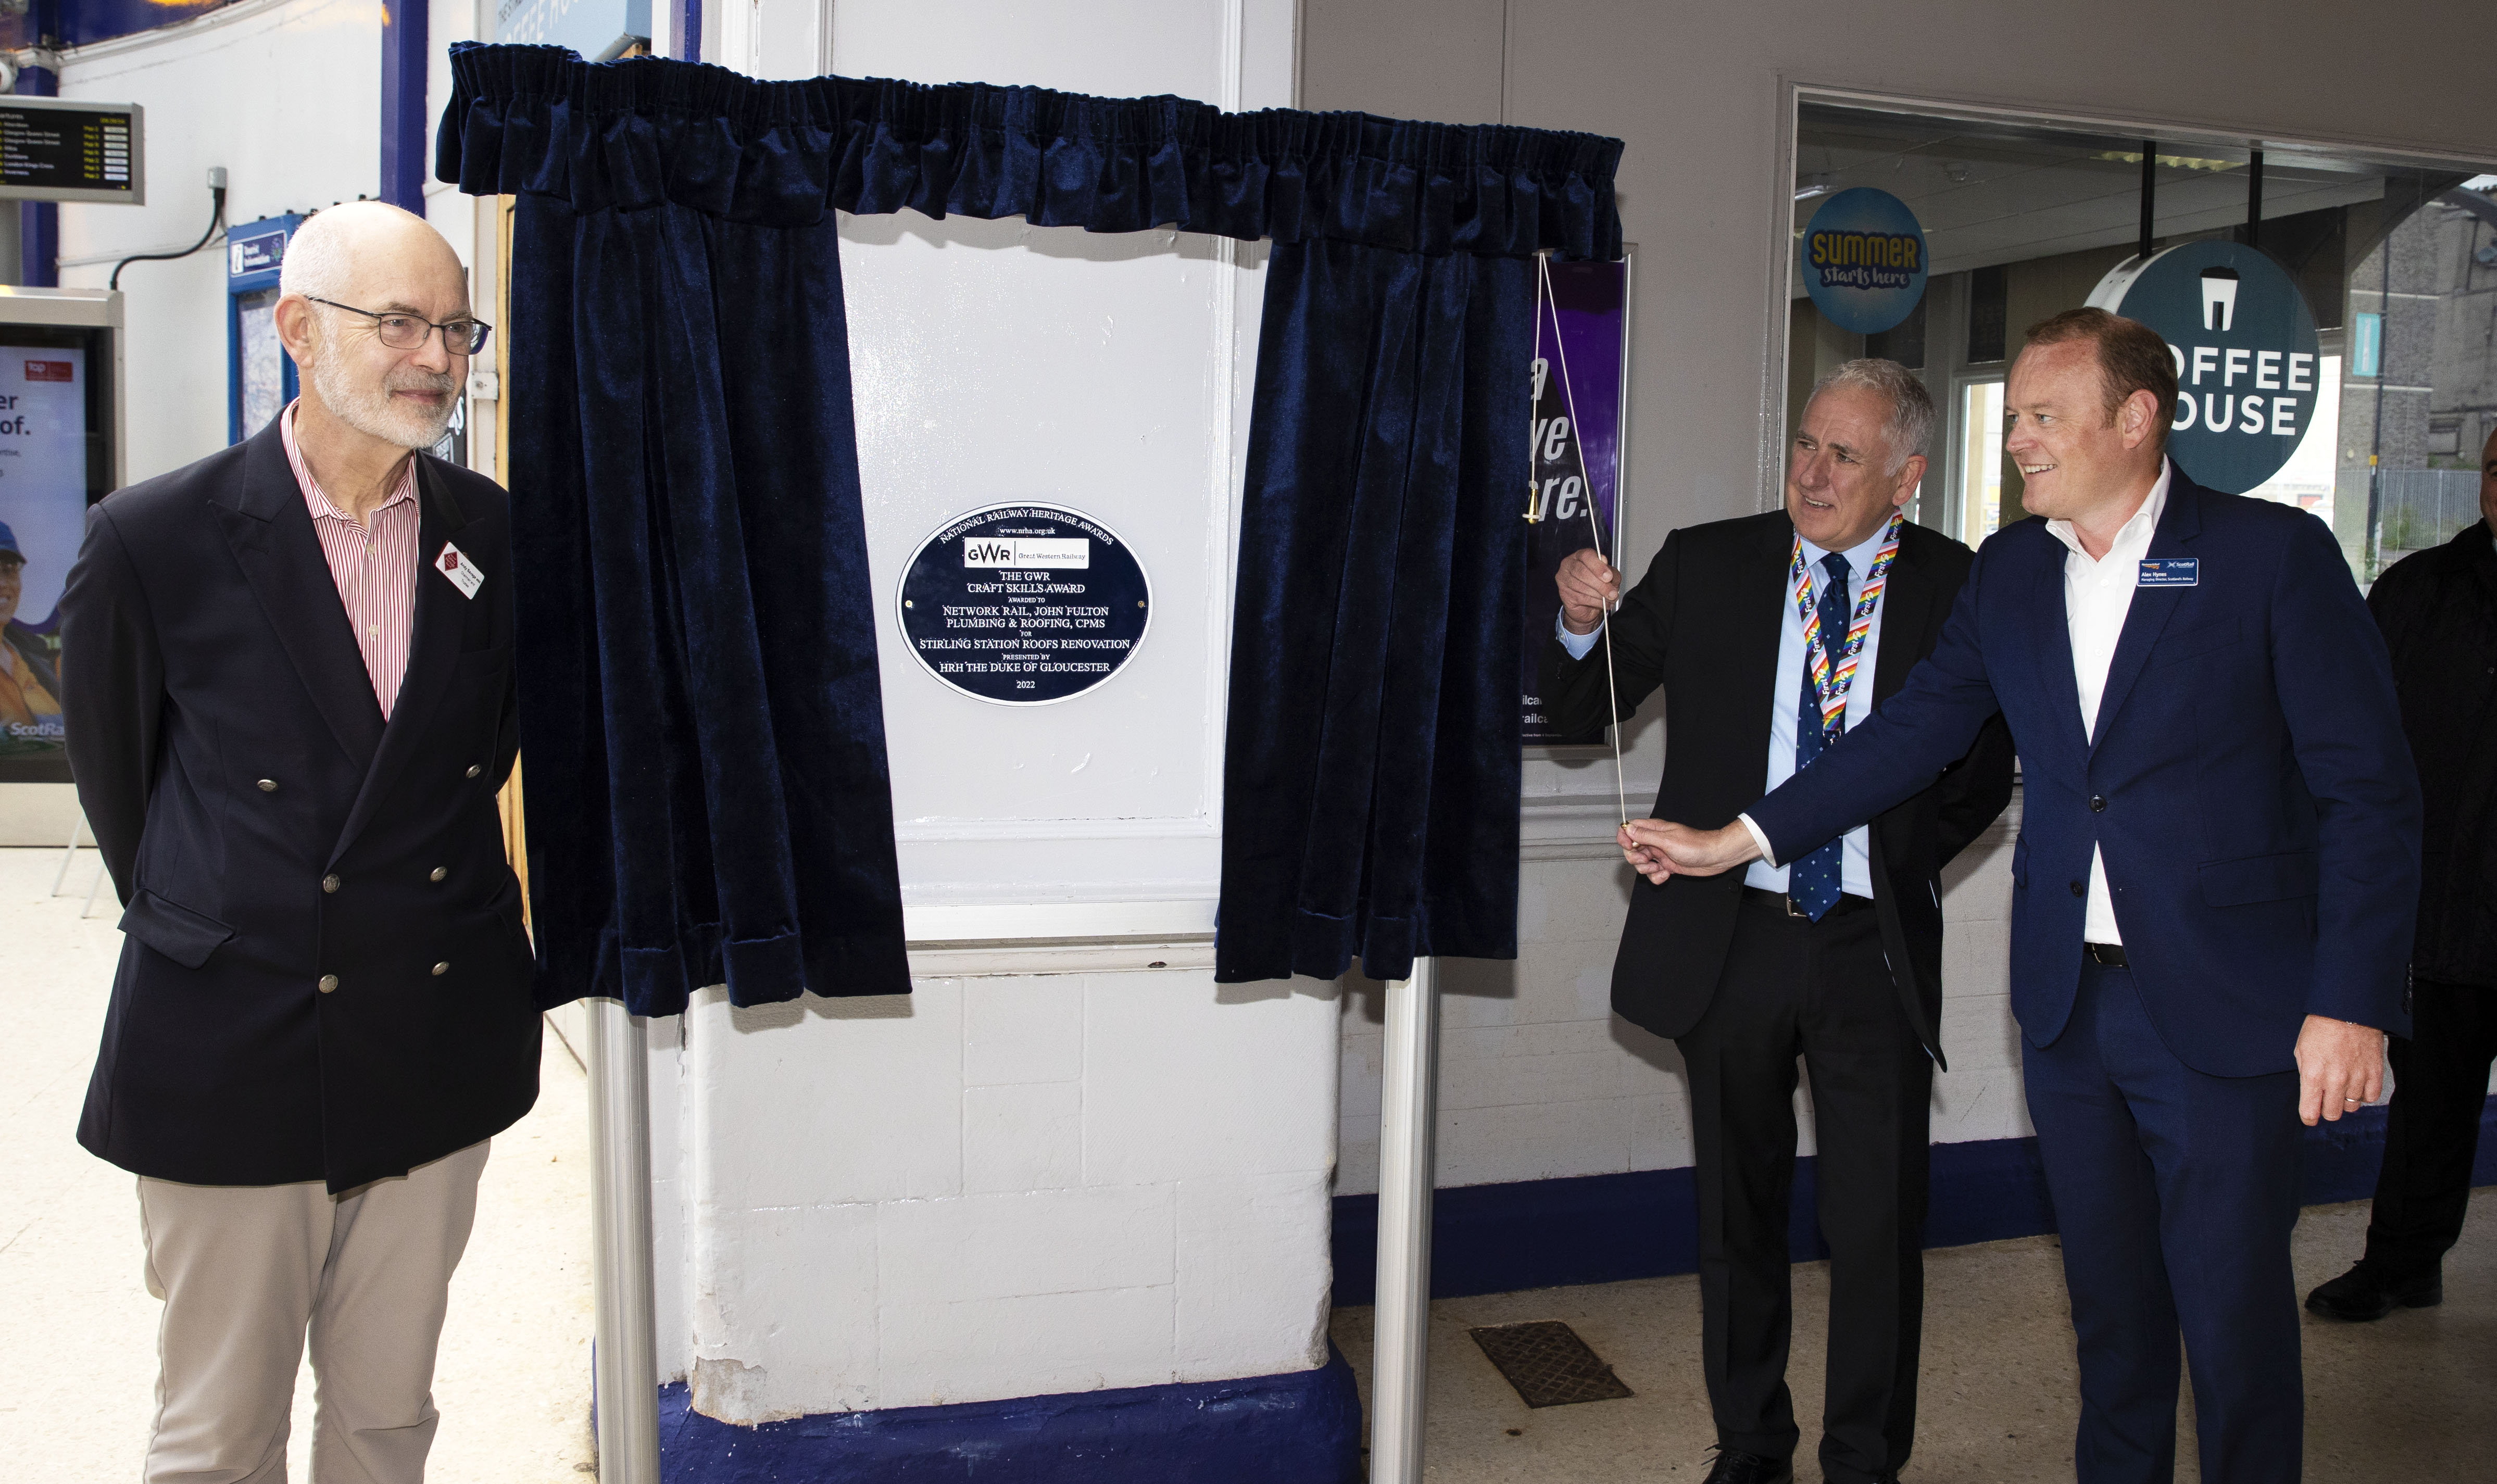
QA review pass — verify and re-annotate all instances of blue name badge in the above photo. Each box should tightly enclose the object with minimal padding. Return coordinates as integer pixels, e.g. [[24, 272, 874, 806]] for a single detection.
[[2138, 557, 2200, 587]]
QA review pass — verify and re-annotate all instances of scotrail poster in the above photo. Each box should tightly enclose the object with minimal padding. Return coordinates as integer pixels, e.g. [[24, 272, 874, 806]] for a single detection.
[[1523, 253, 1630, 747], [0, 345, 85, 779]]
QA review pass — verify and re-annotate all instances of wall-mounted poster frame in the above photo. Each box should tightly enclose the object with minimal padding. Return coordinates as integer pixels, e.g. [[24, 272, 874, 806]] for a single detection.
[[0, 288, 121, 784], [1523, 246, 1633, 749]]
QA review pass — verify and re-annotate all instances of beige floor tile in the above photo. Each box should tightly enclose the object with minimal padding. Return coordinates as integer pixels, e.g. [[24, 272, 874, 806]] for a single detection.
[[1334, 1186, 2497, 1481], [0, 848, 594, 1481]]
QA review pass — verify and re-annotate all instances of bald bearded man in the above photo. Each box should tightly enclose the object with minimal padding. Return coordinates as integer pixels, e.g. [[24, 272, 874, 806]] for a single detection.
[[61, 202, 537, 1484]]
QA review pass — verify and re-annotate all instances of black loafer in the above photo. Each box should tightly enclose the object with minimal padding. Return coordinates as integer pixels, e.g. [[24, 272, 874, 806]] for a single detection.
[[2305, 1260, 2443, 1321], [1700, 1446, 1795, 1484]]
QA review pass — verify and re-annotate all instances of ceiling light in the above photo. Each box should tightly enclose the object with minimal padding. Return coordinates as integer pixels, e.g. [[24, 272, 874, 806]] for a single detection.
[[2091, 150, 2243, 172], [1794, 175, 1829, 202], [1943, 161, 1971, 183], [2464, 173, 2497, 192]]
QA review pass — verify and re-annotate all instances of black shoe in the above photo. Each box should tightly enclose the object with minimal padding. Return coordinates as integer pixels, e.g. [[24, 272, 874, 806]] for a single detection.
[[1699, 1445, 1793, 1484], [2305, 1259, 2443, 1321]]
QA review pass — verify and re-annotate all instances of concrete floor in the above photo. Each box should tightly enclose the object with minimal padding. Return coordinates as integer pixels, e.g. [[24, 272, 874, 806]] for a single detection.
[[1333, 1195, 2497, 1482], [0, 848, 595, 1481]]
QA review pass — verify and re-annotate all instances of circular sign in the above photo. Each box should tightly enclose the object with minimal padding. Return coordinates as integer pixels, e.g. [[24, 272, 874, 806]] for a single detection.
[[897, 504, 1150, 705], [2086, 240, 2320, 494], [1798, 187, 1929, 335]]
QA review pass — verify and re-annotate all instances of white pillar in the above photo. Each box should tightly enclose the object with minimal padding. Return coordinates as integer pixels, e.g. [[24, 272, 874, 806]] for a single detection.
[[1369, 957, 1439, 1483], [587, 998, 662, 1484]]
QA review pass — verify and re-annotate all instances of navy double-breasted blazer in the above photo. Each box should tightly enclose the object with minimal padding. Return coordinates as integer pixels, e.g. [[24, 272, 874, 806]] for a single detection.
[[62, 418, 540, 1192], [1750, 471, 2420, 1076]]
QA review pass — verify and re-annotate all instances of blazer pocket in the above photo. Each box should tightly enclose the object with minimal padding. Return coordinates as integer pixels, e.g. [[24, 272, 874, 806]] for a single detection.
[[2150, 618, 2241, 669], [2198, 849, 2320, 907], [119, 889, 238, 970]]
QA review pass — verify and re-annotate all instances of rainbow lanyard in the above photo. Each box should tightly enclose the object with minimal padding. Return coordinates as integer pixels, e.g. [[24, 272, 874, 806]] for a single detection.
[[1789, 511, 1902, 740]]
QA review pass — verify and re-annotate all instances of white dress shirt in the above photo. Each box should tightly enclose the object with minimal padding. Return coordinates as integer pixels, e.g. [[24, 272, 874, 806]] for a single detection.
[[2046, 458, 2172, 945], [1566, 520, 1891, 900]]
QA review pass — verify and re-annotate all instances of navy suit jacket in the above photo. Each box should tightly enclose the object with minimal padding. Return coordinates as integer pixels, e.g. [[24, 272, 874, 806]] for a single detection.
[[1749, 470, 2419, 1077], [62, 420, 540, 1192]]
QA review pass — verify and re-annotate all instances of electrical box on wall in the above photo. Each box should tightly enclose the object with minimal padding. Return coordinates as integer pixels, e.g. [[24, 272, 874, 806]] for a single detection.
[[227, 213, 302, 444], [0, 287, 122, 783]]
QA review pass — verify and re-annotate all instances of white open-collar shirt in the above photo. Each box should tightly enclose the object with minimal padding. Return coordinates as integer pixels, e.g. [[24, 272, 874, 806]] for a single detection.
[[2046, 457, 2172, 945]]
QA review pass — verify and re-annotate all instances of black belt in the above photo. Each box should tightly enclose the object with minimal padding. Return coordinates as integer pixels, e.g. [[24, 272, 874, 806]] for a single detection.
[[1742, 885, 1873, 920], [2084, 942, 2129, 967]]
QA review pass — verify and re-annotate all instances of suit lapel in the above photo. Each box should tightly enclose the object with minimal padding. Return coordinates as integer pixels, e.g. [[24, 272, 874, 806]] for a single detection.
[[1738, 514, 1796, 793], [330, 457, 472, 866], [214, 423, 386, 770], [1871, 528, 1933, 706], [2089, 479, 2204, 754]]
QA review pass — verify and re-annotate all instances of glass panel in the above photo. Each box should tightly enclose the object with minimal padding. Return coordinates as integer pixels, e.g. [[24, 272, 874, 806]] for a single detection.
[[2243, 354, 2341, 523], [1960, 381, 2004, 546]]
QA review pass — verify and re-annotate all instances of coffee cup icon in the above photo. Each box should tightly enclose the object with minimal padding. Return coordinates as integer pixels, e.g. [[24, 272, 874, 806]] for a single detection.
[[2200, 266, 2240, 333]]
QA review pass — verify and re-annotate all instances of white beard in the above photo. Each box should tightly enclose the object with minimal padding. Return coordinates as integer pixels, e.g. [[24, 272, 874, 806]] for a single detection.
[[309, 346, 459, 450]]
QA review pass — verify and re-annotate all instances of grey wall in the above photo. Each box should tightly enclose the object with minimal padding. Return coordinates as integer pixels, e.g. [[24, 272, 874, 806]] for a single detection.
[[1303, 0, 2497, 555]]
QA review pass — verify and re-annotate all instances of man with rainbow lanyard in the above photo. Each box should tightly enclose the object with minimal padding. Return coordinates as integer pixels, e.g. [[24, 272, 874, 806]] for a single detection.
[[1545, 358, 2013, 1484]]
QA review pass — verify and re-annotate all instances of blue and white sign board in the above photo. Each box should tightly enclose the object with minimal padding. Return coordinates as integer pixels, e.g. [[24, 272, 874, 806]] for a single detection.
[[897, 505, 1150, 705], [2087, 240, 2320, 495], [227, 214, 303, 444], [495, 0, 650, 61], [1798, 187, 1929, 335]]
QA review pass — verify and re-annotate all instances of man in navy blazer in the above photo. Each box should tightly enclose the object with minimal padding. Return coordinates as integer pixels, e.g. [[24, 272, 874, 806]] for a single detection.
[[1622, 308, 2419, 1484], [62, 203, 539, 1483]]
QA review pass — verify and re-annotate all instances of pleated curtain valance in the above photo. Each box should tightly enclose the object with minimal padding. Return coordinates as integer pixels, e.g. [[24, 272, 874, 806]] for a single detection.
[[438, 43, 1622, 259]]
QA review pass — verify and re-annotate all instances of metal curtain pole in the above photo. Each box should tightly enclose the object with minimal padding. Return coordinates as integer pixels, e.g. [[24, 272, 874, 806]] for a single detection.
[[586, 998, 662, 1484], [1370, 956, 1441, 1483]]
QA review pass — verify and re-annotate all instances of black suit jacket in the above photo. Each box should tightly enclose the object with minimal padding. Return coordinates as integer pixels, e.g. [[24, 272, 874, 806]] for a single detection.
[[62, 419, 540, 1192], [1545, 511, 2014, 1064]]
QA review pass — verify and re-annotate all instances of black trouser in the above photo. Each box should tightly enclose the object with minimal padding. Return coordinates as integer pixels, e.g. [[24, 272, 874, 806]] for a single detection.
[[1677, 888, 1933, 1484], [2362, 977, 2497, 1277]]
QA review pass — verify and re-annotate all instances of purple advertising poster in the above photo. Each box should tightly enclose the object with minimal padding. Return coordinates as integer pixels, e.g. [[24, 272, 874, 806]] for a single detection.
[[1523, 254, 1630, 746]]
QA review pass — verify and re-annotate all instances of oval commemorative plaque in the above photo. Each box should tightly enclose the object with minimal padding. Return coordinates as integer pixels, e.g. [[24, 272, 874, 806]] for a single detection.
[[897, 504, 1150, 705]]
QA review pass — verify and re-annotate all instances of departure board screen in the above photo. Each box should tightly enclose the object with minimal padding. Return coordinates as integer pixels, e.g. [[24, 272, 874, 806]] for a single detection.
[[0, 100, 142, 205]]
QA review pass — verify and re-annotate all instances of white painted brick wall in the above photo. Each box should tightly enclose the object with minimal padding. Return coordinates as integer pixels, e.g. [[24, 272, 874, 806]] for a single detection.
[[667, 969, 1338, 1423], [1337, 793, 2029, 1197]]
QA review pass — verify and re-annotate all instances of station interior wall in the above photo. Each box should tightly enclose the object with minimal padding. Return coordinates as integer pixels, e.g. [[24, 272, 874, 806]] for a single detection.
[[17, 0, 2497, 1433]]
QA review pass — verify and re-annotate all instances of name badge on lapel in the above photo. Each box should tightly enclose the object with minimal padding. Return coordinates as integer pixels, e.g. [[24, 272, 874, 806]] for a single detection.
[[2137, 557, 2199, 588], [435, 543, 484, 599]]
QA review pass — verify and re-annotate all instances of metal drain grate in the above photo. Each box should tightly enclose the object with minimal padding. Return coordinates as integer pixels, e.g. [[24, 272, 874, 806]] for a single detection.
[[1467, 1320, 1635, 1408]]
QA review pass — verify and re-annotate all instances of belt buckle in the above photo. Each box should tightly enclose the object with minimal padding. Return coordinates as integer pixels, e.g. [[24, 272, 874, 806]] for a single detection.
[[1784, 896, 1809, 919]]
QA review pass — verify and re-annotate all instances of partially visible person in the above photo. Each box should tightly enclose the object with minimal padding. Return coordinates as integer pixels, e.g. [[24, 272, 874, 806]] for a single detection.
[[2307, 422, 2497, 1321], [0, 521, 64, 730], [61, 200, 535, 1484]]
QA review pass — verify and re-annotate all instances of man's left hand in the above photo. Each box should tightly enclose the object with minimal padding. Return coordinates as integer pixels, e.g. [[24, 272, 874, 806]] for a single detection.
[[2295, 1013, 2388, 1126]]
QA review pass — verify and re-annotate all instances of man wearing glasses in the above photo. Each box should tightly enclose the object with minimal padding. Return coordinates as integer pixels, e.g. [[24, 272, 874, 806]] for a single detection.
[[61, 200, 538, 1484]]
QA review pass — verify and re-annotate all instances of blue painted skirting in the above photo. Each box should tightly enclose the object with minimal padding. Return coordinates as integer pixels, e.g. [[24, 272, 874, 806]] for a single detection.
[[653, 1342, 1363, 1482], [1332, 1096, 2497, 1305]]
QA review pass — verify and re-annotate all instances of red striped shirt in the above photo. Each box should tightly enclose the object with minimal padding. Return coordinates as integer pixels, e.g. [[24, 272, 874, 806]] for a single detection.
[[279, 401, 421, 720]]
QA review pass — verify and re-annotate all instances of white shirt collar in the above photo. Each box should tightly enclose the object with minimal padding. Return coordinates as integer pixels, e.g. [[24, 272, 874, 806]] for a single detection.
[[1798, 512, 1898, 589], [2046, 458, 2171, 562]]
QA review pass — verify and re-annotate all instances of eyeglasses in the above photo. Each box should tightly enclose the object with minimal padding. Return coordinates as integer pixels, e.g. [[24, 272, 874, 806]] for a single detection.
[[305, 297, 493, 356]]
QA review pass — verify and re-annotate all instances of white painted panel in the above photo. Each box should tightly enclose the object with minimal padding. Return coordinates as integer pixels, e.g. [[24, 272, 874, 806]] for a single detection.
[[833, 0, 1225, 100]]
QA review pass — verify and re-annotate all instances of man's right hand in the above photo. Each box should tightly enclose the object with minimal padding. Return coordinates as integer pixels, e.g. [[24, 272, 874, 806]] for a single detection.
[[1556, 548, 1621, 635], [1617, 819, 1764, 884]]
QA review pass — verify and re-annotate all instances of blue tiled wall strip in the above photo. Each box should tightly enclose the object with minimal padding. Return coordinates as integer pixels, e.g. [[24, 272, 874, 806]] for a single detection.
[[1333, 1099, 2497, 1305], [636, 1098, 2491, 1479]]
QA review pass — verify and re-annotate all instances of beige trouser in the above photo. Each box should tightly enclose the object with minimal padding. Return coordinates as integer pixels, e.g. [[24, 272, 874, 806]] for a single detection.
[[136, 1140, 491, 1484]]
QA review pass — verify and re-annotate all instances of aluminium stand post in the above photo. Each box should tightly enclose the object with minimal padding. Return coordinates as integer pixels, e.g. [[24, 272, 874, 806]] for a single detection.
[[1370, 956, 1440, 1483], [587, 997, 662, 1484]]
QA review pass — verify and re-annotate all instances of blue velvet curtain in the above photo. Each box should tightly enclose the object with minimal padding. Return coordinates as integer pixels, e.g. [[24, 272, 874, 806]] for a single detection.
[[437, 44, 1620, 1009]]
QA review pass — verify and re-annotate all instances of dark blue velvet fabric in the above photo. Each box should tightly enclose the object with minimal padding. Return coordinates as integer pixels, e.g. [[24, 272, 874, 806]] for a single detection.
[[1215, 241, 1538, 984], [437, 43, 1622, 1004]]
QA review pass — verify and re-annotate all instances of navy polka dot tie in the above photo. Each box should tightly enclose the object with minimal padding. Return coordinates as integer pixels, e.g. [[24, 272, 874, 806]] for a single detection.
[[1791, 551, 1852, 922]]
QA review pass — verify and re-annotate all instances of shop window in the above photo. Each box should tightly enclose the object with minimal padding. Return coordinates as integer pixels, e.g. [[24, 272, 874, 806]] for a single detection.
[[1786, 98, 2493, 584]]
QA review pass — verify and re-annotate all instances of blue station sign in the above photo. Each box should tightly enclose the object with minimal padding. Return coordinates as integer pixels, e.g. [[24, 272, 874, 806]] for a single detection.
[[1799, 187, 1929, 335], [2087, 240, 2321, 494]]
